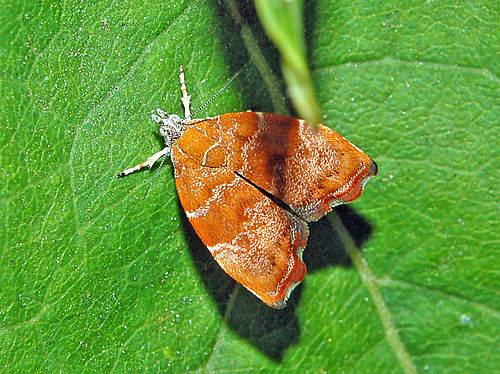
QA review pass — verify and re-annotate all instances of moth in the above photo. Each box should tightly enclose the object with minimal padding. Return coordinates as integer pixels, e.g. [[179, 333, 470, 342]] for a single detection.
[[118, 67, 377, 308]]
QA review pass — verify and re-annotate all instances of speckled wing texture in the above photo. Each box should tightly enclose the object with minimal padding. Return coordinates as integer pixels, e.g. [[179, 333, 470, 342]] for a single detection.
[[171, 112, 377, 308], [171, 123, 308, 308], [203, 112, 378, 221]]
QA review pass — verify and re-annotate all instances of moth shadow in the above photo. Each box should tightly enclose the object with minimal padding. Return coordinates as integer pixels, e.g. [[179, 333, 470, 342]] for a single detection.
[[175, 4, 374, 359], [304, 205, 373, 271], [178, 200, 373, 361]]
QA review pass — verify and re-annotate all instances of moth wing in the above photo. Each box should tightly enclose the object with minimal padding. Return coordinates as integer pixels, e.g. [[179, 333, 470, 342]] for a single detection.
[[171, 132, 308, 309], [209, 112, 378, 221]]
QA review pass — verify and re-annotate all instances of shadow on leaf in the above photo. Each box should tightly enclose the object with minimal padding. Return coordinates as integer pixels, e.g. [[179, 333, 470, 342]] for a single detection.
[[170, 2, 374, 361], [179, 199, 373, 361]]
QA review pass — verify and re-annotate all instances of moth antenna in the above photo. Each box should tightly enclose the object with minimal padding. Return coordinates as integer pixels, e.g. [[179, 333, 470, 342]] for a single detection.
[[187, 69, 242, 120], [142, 154, 168, 200]]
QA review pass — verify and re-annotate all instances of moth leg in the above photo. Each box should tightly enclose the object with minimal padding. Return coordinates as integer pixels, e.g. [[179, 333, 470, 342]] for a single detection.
[[116, 147, 170, 178], [179, 65, 191, 118]]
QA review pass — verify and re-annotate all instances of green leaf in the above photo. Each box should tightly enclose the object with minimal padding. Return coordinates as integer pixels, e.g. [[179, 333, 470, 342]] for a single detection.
[[1, 0, 498, 373], [254, 0, 323, 124]]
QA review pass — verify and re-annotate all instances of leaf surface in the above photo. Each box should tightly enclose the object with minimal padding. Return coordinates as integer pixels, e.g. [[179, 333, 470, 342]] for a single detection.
[[1, 0, 498, 372]]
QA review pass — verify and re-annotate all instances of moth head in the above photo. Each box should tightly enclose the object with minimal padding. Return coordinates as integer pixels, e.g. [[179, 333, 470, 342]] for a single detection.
[[152, 109, 185, 149]]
